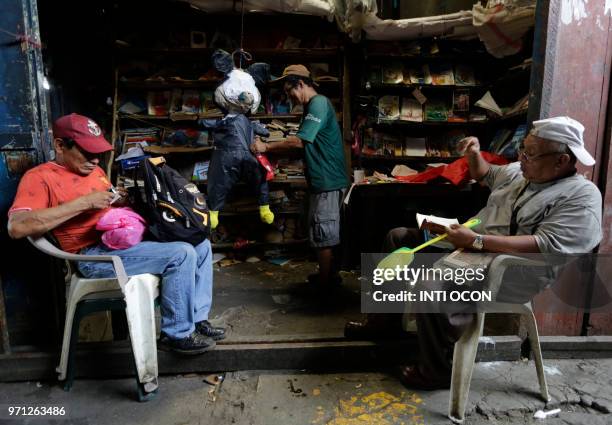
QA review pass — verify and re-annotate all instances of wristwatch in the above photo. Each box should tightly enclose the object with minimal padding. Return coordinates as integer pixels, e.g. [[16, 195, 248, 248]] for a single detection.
[[471, 234, 484, 251]]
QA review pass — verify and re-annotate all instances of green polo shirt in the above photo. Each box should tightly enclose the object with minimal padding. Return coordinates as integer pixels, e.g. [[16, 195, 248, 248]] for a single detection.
[[296, 95, 348, 193]]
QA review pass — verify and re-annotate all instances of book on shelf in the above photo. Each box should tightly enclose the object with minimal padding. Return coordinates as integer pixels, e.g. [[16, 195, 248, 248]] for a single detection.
[[192, 160, 210, 181], [182, 90, 202, 113], [170, 89, 182, 112], [503, 94, 529, 116], [400, 98, 423, 122], [475, 91, 502, 116], [449, 89, 470, 122], [489, 128, 514, 154], [408, 65, 432, 85], [382, 62, 404, 84], [200, 91, 221, 116], [498, 124, 528, 159], [121, 128, 161, 153], [424, 98, 449, 122], [430, 63, 455, 86], [454, 64, 476, 86], [378, 96, 400, 121], [382, 134, 401, 157], [147, 91, 171, 116], [452, 89, 470, 112], [469, 111, 487, 122], [265, 130, 286, 142], [119, 97, 147, 114], [404, 137, 427, 157]]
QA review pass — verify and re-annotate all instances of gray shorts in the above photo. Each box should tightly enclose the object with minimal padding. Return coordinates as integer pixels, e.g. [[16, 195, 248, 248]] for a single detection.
[[308, 189, 346, 248]]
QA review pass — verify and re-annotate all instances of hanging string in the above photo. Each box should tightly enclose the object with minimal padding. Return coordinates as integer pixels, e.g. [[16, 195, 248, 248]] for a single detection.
[[240, 0, 245, 54], [231, 0, 251, 69]]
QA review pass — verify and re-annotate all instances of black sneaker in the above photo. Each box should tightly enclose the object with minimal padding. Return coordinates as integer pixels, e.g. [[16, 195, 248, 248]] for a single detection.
[[196, 320, 227, 341], [158, 331, 216, 355]]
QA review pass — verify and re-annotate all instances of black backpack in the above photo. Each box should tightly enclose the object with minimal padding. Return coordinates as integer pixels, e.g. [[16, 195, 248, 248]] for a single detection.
[[132, 157, 210, 246]]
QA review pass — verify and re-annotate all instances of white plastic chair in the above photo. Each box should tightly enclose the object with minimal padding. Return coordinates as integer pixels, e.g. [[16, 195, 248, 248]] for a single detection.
[[448, 255, 550, 423], [28, 236, 160, 401]]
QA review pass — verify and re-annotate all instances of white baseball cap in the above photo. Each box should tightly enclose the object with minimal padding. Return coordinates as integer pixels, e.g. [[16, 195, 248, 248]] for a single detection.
[[531, 116, 595, 166]]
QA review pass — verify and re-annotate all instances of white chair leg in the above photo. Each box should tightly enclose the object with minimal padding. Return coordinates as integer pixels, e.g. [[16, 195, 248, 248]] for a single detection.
[[523, 307, 550, 402], [123, 274, 160, 392], [56, 277, 120, 380], [449, 313, 485, 424], [56, 291, 78, 380]]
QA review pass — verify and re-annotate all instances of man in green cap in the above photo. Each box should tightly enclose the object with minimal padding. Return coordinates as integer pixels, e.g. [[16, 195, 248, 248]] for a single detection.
[[251, 64, 349, 286]]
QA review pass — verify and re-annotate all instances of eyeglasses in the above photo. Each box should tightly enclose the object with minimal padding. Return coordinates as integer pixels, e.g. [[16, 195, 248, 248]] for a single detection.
[[517, 145, 561, 163]]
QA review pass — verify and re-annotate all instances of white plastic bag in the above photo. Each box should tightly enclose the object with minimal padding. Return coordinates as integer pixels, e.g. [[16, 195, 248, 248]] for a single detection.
[[214, 69, 261, 114]]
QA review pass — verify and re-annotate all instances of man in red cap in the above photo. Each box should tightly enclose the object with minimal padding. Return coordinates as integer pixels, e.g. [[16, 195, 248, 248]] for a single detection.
[[8, 113, 224, 355]]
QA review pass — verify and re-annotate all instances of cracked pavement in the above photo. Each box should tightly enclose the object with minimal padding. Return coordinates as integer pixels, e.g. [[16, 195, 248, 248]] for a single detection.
[[0, 358, 611, 424]]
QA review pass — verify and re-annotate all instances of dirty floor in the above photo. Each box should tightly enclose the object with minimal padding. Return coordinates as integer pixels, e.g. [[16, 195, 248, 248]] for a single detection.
[[1, 359, 612, 424], [209, 260, 364, 341]]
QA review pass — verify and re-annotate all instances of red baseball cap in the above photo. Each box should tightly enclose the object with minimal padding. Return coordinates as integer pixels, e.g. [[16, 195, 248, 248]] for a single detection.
[[52, 113, 113, 154]]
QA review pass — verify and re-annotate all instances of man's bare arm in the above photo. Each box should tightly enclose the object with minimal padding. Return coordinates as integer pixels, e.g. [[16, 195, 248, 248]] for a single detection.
[[251, 135, 304, 153], [7, 191, 115, 239], [457, 137, 490, 182], [480, 234, 540, 253], [445, 224, 540, 253]]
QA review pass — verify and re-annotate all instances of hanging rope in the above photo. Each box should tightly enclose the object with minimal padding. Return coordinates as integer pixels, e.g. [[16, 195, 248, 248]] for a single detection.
[[231, 0, 251, 69]]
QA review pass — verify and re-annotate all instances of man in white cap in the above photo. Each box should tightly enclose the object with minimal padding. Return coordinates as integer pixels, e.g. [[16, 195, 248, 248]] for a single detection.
[[361, 116, 603, 389]]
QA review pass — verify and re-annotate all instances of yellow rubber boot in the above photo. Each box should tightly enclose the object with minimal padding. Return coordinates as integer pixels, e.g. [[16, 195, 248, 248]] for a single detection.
[[259, 205, 275, 224], [210, 210, 219, 230]]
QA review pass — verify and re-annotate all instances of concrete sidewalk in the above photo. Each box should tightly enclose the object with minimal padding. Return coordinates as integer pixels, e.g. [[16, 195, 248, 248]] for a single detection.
[[0, 358, 611, 424]]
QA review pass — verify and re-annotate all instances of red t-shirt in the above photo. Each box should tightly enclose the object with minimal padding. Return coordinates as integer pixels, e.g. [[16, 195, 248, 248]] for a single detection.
[[9, 162, 112, 253]]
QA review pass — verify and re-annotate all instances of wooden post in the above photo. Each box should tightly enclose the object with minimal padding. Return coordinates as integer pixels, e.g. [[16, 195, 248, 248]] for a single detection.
[[342, 46, 352, 172], [106, 68, 119, 179], [0, 277, 10, 354]]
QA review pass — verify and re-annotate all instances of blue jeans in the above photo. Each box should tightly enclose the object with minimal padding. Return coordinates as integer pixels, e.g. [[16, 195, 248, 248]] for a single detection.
[[78, 240, 213, 340]]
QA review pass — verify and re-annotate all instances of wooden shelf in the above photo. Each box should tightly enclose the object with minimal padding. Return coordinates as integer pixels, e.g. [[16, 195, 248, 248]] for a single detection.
[[120, 80, 222, 89], [121, 79, 340, 90], [115, 47, 341, 60], [194, 178, 307, 186], [497, 110, 528, 121], [375, 120, 487, 127], [211, 238, 308, 250], [119, 113, 302, 122], [360, 154, 459, 163], [143, 145, 212, 154], [365, 83, 484, 91]]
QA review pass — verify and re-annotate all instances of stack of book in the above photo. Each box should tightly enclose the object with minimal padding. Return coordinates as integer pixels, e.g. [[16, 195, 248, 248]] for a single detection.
[[367, 63, 477, 87], [275, 159, 305, 180], [120, 128, 162, 153]]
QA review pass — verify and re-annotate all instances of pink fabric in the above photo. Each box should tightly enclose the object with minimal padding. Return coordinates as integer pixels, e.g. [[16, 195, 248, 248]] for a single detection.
[[96, 207, 147, 250]]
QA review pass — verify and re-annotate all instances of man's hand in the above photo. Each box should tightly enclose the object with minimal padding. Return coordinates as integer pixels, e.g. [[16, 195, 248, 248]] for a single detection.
[[457, 137, 480, 157], [81, 191, 115, 210], [250, 137, 267, 154], [445, 223, 478, 249]]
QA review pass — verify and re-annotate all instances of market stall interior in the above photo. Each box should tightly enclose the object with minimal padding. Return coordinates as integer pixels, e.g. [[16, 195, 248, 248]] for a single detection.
[[4, 0, 543, 374]]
